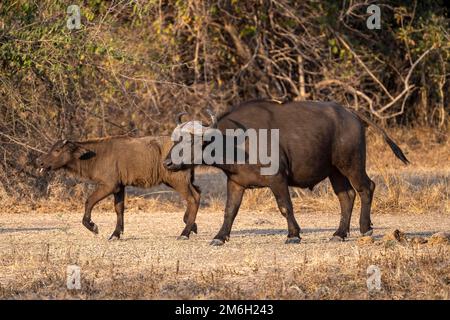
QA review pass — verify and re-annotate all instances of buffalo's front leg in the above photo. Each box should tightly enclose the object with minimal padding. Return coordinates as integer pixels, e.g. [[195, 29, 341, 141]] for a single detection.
[[109, 185, 125, 240], [83, 184, 115, 235], [210, 179, 245, 246]]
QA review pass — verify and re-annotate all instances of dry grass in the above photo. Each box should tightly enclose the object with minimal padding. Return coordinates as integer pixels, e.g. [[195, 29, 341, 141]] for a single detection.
[[0, 211, 449, 299], [0, 127, 448, 299]]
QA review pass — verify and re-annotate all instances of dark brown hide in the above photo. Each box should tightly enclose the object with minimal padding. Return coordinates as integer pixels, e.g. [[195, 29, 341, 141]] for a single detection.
[[164, 100, 409, 245]]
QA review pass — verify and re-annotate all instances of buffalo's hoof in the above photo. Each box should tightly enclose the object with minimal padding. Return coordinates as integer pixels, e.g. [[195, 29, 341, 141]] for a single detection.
[[285, 237, 301, 244], [330, 235, 345, 242], [108, 234, 120, 241], [191, 223, 198, 234], [177, 235, 189, 241], [361, 229, 373, 237], [210, 239, 225, 246], [92, 224, 99, 234]]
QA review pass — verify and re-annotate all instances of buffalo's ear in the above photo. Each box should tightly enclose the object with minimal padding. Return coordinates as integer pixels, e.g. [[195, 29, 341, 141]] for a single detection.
[[73, 146, 96, 160]]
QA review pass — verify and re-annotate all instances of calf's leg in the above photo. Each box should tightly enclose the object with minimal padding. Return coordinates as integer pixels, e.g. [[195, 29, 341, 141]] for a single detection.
[[270, 181, 301, 244], [82, 184, 115, 234], [109, 185, 125, 240], [329, 169, 356, 241], [211, 179, 245, 246], [176, 182, 201, 240], [188, 184, 201, 235], [165, 174, 201, 240]]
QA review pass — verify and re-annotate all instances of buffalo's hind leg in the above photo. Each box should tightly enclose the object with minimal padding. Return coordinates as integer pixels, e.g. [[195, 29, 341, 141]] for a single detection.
[[346, 172, 375, 236], [109, 185, 125, 240], [358, 176, 375, 236], [271, 180, 301, 244], [329, 169, 356, 242], [211, 179, 245, 246]]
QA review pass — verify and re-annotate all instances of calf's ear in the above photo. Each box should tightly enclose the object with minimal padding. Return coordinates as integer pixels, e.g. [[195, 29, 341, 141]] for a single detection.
[[74, 145, 96, 160]]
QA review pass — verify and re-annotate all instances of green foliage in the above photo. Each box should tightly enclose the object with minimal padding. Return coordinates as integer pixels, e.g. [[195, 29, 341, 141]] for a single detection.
[[240, 25, 257, 38]]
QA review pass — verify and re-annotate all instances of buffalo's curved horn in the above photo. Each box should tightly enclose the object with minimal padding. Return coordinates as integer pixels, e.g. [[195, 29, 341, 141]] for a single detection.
[[206, 109, 217, 128], [175, 112, 188, 125]]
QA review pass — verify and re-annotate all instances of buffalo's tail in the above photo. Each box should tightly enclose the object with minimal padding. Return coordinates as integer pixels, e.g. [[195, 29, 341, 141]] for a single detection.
[[351, 110, 410, 165]]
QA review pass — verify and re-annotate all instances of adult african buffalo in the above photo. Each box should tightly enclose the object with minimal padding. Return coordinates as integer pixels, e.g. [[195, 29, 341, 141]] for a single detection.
[[163, 100, 409, 245], [37, 135, 200, 240]]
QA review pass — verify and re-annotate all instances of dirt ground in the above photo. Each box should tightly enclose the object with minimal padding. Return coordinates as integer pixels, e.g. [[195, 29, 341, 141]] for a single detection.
[[0, 208, 449, 299]]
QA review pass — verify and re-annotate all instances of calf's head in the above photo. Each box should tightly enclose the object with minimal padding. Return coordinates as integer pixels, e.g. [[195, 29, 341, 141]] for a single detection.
[[36, 140, 94, 173]]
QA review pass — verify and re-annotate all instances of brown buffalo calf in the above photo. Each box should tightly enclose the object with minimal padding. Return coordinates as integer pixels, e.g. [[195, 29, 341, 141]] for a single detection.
[[37, 135, 200, 240]]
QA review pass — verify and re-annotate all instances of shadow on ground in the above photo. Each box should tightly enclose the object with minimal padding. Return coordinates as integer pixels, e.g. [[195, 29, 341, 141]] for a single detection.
[[231, 227, 391, 237], [0, 227, 62, 235]]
